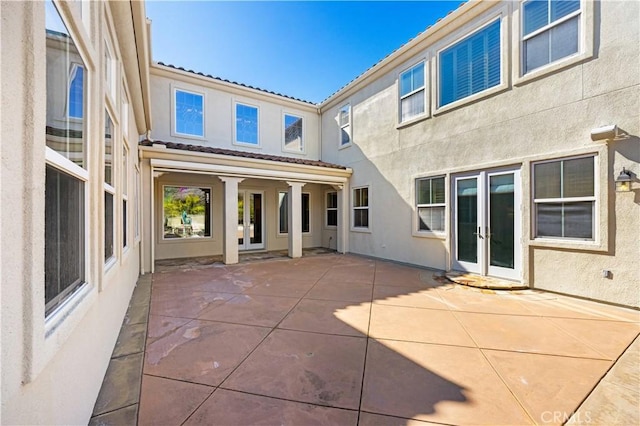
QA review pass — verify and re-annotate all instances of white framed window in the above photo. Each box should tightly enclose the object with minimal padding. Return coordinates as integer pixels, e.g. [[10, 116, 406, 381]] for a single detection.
[[104, 111, 116, 265], [522, 0, 580, 75], [338, 104, 351, 148], [326, 191, 338, 228], [278, 191, 310, 234], [173, 88, 204, 138], [162, 186, 212, 239], [399, 61, 426, 122], [283, 113, 303, 152], [533, 155, 596, 240], [352, 186, 369, 229], [134, 166, 141, 243], [44, 0, 89, 319], [416, 176, 446, 233], [122, 142, 129, 250], [103, 33, 116, 102], [438, 18, 501, 107], [235, 102, 259, 146]]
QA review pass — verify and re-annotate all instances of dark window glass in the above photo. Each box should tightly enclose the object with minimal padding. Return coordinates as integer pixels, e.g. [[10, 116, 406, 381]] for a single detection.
[[440, 20, 501, 106], [45, 165, 85, 315], [105, 192, 114, 260]]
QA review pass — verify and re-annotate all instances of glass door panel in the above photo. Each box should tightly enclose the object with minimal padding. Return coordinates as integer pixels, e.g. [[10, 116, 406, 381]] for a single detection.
[[457, 178, 478, 263], [452, 169, 521, 280], [237, 193, 244, 246], [239, 190, 265, 251], [249, 193, 263, 246], [453, 176, 482, 274], [489, 174, 514, 269]]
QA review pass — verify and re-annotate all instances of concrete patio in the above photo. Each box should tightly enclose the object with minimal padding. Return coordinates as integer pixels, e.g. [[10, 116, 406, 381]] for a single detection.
[[91, 253, 640, 425]]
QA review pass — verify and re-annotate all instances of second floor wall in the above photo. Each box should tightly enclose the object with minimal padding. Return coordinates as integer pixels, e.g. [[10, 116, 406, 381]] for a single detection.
[[149, 63, 322, 160], [319, 0, 639, 168]]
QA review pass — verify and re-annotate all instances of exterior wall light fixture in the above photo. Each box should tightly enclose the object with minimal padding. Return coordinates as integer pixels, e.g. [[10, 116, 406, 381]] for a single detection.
[[615, 168, 632, 192]]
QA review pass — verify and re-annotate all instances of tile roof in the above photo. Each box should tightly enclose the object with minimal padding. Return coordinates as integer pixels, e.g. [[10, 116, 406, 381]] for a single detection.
[[139, 140, 348, 170], [155, 62, 316, 105]]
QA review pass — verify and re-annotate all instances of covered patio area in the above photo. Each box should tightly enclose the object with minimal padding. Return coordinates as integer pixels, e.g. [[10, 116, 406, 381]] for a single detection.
[[91, 254, 640, 425]]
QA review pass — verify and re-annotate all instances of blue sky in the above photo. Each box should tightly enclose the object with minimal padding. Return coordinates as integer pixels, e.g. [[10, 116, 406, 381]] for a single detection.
[[146, 1, 465, 104]]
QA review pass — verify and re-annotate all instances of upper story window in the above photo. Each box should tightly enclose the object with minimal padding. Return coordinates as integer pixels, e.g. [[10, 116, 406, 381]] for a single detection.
[[522, 0, 580, 74], [416, 176, 446, 233], [283, 113, 303, 152], [235, 103, 259, 146], [533, 155, 595, 240], [439, 19, 501, 107], [339, 104, 351, 147], [45, 0, 88, 316], [104, 37, 116, 101], [399, 62, 425, 122], [174, 89, 204, 138]]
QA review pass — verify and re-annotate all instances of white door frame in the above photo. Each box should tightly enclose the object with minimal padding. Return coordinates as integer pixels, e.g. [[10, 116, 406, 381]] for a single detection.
[[451, 167, 521, 281], [238, 189, 265, 251]]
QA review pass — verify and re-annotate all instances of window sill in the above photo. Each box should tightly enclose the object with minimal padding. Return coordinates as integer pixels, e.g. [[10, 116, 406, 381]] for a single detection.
[[160, 236, 214, 243], [276, 232, 312, 238], [412, 231, 446, 240], [282, 147, 306, 155], [529, 237, 606, 253], [170, 131, 206, 142], [350, 227, 371, 234], [233, 141, 261, 149], [396, 113, 430, 130], [434, 83, 509, 116], [514, 51, 592, 87], [338, 142, 352, 150]]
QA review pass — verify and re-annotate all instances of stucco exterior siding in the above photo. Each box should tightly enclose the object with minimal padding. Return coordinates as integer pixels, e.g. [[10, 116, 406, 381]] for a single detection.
[[1, 1, 149, 423], [320, 0, 639, 307], [149, 67, 321, 160]]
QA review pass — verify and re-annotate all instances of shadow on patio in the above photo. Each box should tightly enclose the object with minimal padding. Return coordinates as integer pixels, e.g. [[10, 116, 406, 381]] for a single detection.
[[91, 253, 640, 425]]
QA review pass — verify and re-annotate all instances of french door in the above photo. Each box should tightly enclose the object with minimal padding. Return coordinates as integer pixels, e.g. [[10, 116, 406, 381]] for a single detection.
[[452, 168, 521, 280], [238, 191, 264, 251]]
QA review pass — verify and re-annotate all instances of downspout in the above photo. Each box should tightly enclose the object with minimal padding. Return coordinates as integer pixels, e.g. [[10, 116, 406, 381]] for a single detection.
[[317, 106, 322, 162]]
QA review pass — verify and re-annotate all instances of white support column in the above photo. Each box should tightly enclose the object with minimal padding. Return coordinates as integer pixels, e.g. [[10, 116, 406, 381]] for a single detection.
[[287, 181, 306, 258], [335, 183, 349, 254], [219, 176, 244, 264]]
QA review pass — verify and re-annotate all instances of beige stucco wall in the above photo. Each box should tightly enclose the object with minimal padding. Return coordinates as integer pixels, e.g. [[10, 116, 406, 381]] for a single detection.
[[149, 65, 321, 160], [1, 1, 146, 423], [146, 168, 330, 262], [320, 0, 640, 307]]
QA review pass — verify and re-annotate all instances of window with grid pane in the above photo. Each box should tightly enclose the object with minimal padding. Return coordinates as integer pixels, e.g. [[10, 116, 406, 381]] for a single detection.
[[399, 62, 425, 122], [534, 156, 595, 240], [326, 191, 338, 227], [439, 19, 501, 107], [522, 0, 580, 74], [353, 187, 369, 229], [416, 177, 445, 232], [339, 104, 351, 146], [174, 89, 204, 137]]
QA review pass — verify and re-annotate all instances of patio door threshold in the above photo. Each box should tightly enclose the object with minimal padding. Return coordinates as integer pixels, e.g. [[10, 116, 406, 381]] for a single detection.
[[445, 271, 528, 291]]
